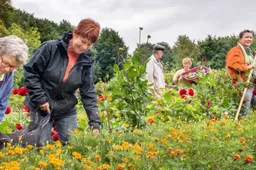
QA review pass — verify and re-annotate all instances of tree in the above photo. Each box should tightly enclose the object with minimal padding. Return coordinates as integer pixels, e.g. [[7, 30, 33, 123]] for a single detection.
[[198, 35, 238, 69], [58, 19, 75, 34], [172, 35, 198, 69], [93, 28, 128, 82], [0, 0, 13, 27], [133, 43, 153, 64]]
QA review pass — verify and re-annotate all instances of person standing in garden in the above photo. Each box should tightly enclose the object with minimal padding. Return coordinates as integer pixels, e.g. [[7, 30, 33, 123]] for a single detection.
[[173, 57, 193, 88], [24, 18, 101, 146], [0, 36, 28, 121], [146, 44, 165, 97], [226, 29, 256, 116]]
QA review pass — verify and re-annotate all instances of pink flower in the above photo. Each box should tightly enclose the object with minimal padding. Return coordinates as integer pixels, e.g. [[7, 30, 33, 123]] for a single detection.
[[188, 89, 194, 96], [5, 107, 11, 114], [15, 123, 23, 130]]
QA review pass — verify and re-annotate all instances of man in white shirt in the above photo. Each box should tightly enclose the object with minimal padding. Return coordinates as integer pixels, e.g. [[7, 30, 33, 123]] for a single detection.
[[146, 44, 165, 97]]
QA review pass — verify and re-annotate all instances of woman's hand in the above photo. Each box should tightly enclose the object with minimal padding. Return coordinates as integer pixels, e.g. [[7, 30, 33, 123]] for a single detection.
[[92, 129, 99, 136], [248, 63, 256, 70], [40, 102, 51, 113]]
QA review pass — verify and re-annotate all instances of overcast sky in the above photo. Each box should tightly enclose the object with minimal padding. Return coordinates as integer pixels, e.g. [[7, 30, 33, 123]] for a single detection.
[[11, 0, 256, 53]]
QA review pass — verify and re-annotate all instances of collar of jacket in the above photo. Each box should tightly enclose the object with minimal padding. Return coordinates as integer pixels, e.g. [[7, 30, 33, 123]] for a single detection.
[[58, 31, 94, 66]]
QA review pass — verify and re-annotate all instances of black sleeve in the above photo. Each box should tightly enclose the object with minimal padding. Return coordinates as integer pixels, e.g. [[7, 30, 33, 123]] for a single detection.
[[24, 42, 51, 107], [79, 66, 101, 129]]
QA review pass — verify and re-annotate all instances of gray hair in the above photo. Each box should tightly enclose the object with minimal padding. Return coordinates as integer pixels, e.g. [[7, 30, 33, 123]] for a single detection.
[[0, 35, 28, 65]]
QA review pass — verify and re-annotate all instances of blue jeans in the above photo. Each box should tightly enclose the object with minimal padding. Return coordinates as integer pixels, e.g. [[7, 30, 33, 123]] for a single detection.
[[240, 86, 256, 116], [30, 109, 78, 146]]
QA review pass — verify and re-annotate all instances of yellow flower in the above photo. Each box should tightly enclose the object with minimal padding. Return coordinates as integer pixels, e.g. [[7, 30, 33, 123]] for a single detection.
[[39, 149, 44, 155], [72, 152, 82, 159], [67, 145, 73, 149], [122, 157, 129, 163], [0, 151, 3, 158], [124, 124, 129, 128], [107, 138, 112, 143], [8, 150, 15, 155], [133, 143, 143, 155], [49, 158, 65, 167], [45, 144, 55, 150], [102, 164, 111, 169], [122, 142, 130, 151], [113, 144, 123, 151], [27, 145, 33, 149], [38, 161, 48, 168]]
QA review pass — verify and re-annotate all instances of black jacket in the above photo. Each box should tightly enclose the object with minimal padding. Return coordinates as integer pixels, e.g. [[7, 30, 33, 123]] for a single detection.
[[24, 32, 101, 129]]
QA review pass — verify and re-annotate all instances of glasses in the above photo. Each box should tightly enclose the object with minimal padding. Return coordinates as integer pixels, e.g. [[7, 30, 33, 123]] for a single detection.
[[0, 56, 19, 70]]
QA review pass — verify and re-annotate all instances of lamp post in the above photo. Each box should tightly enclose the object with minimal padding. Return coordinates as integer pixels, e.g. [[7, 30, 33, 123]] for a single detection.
[[147, 35, 151, 43], [139, 27, 143, 45]]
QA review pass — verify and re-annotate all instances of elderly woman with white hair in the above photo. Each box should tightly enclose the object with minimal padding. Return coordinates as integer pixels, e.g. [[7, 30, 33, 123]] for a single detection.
[[0, 35, 28, 121]]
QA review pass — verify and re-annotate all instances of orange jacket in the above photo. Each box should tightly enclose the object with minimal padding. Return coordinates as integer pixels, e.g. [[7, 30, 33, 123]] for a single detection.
[[226, 46, 250, 82]]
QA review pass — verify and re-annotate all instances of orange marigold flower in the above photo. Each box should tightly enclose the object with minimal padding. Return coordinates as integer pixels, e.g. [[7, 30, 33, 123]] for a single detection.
[[233, 154, 240, 160], [170, 151, 176, 156], [245, 155, 253, 163], [72, 151, 82, 159], [147, 117, 154, 124], [116, 163, 125, 170], [175, 149, 182, 155], [240, 137, 246, 143], [167, 147, 173, 151], [95, 155, 102, 161]]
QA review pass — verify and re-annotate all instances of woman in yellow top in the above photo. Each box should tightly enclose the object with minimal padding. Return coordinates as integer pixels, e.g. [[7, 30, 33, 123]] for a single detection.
[[173, 57, 192, 88]]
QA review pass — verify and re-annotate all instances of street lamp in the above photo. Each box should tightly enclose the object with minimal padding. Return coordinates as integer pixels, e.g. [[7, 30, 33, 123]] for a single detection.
[[147, 35, 151, 43], [139, 27, 143, 45]]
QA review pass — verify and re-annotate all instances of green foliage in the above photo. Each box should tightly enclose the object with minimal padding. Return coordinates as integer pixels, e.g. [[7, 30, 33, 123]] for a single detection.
[[93, 28, 128, 82], [198, 35, 238, 69], [172, 35, 199, 69], [152, 69, 240, 122], [107, 54, 152, 128], [7, 23, 41, 55], [133, 43, 153, 64]]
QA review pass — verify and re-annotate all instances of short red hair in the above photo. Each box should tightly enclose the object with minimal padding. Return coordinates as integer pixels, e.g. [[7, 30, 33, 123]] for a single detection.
[[74, 18, 100, 43]]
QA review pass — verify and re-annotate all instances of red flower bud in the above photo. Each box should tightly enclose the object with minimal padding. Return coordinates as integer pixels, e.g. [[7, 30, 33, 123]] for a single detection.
[[202, 56, 206, 62], [5, 107, 11, 114], [52, 132, 59, 141], [188, 89, 194, 96], [97, 95, 104, 102], [207, 100, 211, 107], [253, 89, 256, 95], [15, 123, 23, 130]]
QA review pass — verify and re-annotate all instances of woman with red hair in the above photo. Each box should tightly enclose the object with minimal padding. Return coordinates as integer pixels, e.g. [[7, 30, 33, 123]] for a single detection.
[[24, 18, 101, 146]]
